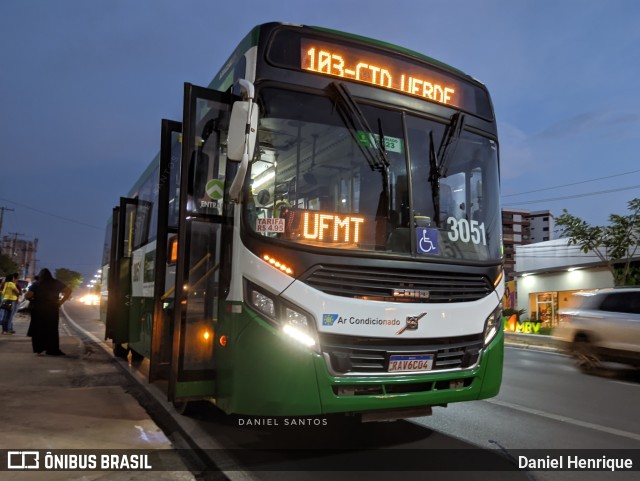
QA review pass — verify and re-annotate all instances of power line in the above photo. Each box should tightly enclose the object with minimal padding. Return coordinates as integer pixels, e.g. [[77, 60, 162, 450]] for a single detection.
[[0, 196, 102, 231], [503, 184, 640, 207], [502, 168, 640, 198]]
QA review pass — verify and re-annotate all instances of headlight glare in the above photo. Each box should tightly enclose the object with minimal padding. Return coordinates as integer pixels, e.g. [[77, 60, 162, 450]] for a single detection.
[[282, 324, 316, 348], [245, 279, 318, 351]]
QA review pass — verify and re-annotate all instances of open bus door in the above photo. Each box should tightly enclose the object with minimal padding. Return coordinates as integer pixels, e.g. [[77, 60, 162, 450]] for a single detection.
[[168, 84, 232, 406], [105, 197, 138, 357], [149, 119, 181, 383]]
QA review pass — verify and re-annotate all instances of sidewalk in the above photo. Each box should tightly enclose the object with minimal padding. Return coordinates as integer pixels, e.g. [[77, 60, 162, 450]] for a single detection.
[[0, 311, 195, 480], [504, 331, 565, 352]]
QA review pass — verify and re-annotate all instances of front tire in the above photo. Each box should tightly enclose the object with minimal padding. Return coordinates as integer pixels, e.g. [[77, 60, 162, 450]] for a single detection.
[[572, 335, 600, 373], [113, 343, 129, 359], [172, 400, 194, 416]]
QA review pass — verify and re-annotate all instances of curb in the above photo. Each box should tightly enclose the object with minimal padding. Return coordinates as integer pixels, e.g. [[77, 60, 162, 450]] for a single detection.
[[504, 332, 565, 353], [61, 307, 257, 481]]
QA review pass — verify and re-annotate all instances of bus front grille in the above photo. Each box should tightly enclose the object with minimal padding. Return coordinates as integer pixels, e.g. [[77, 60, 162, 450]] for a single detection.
[[320, 334, 484, 375], [301, 265, 492, 303]]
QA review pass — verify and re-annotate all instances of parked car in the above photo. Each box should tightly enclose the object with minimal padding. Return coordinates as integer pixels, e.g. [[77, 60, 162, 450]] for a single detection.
[[16, 279, 32, 312], [554, 288, 640, 371]]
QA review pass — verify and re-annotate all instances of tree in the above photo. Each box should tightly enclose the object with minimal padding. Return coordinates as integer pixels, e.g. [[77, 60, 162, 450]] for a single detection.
[[556, 198, 640, 286], [0, 252, 20, 277], [54, 268, 83, 291]]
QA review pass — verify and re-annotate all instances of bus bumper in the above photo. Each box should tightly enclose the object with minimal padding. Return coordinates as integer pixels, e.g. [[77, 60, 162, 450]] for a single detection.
[[220, 311, 503, 416], [315, 329, 503, 414]]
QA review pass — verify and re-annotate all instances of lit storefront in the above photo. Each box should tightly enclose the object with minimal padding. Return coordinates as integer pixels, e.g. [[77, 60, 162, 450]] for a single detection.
[[513, 239, 615, 331]]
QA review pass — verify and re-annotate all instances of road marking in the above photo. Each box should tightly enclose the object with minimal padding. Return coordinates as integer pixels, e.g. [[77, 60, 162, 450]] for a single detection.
[[613, 381, 640, 388], [505, 345, 569, 358], [486, 398, 640, 442]]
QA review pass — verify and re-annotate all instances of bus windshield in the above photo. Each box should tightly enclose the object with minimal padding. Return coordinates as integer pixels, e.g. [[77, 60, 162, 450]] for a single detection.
[[246, 86, 501, 262]]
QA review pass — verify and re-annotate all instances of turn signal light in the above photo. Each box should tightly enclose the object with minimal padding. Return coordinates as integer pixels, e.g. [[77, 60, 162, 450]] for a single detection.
[[263, 254, 293, 275]]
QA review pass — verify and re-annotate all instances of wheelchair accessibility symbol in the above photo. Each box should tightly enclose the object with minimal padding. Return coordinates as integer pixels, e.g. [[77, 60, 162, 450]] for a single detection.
[[417, 227, 438, 255]]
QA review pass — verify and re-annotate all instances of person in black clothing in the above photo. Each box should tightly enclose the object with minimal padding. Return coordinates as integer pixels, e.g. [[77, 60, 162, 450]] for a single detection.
[[25, 268, 71, 356]]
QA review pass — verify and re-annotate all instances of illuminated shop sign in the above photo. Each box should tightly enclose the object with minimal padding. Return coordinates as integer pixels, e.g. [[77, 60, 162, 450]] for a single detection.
[[301, 39, 460, 107], [505, 314, 542, 334]]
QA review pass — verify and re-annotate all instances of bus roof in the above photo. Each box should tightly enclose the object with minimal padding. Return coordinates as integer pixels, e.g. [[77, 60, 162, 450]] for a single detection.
[[206, 22, 480, 93]]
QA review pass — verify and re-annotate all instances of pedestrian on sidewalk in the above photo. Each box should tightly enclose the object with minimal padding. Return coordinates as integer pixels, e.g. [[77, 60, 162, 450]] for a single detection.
[[1, 273, 21, 335], [25, 268, 71, 356]]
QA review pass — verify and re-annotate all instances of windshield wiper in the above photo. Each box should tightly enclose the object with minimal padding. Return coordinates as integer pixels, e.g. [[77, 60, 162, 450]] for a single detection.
[[328, 82, 389, 171], [437, 112, 465, 178], [427, 112, 465, 226], [329, 82, 391, 247], [428, 131, 441, 226]]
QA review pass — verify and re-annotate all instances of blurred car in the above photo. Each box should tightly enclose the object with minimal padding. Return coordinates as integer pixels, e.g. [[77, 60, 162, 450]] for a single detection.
[[17, 279, 32, 312], [554, 288, 640, 371], [78, 293, 100, 305]]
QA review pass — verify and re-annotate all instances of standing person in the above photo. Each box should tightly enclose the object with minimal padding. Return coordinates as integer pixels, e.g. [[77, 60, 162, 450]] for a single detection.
[[25, 268, 71, 356], [1, 273, 21, 335]]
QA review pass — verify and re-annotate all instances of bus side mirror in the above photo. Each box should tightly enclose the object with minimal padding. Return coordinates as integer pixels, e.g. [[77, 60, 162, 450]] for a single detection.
[[228, 80, 258, 202], [227, 101, 258, 161]]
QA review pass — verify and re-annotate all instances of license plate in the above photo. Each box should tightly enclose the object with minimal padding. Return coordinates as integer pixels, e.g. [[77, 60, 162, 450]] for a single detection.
[[388, 354, 434, 372]]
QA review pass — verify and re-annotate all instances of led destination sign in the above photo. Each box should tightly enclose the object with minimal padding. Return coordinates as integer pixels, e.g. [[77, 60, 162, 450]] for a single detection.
[[281, 208, 366, 245], [302, 39, 461, 108], [266, 29, 493, 118]]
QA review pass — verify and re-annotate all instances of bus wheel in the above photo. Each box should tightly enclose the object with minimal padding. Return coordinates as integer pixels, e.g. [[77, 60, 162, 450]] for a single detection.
[[173, 400, 194, 416], [113, 343, 129, 359], [130, 349, 145, 363]]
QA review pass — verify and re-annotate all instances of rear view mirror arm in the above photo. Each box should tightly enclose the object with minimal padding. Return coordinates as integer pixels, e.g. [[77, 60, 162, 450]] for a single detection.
[[229, 79, 256, 202]]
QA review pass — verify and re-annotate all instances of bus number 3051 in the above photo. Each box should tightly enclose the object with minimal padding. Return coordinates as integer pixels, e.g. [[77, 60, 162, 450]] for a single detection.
[[447, 217, 487, 246]]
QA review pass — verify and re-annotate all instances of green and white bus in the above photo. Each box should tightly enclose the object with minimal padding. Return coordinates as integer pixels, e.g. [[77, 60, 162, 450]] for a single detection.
[[101, 22, 504, 421]]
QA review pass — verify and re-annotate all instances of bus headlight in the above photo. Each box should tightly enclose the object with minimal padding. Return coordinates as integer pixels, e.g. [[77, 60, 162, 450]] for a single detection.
[[251, 290, 276, 318], [483, 303, 503, 346], [245, 280, 318, 351]]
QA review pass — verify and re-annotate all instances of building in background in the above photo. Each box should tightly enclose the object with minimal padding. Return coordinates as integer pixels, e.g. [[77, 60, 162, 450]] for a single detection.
[[528, 210, 555, 243], [514, 238, 616, 329], [502, 208, 554, 281], [502, 208, 530, 280], [0, 235, 39, 280]]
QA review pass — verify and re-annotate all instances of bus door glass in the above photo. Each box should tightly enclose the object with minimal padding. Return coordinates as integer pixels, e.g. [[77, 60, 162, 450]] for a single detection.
[[105, 197, 138, 345], [150, 119, 181, 382], [170, 84, 230, 402]]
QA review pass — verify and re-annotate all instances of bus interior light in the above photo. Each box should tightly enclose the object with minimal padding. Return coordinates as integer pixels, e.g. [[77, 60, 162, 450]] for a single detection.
[[169, 237, 178, 264]]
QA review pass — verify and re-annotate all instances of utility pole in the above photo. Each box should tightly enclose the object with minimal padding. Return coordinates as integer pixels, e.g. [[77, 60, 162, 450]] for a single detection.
[[7, 232, 24, 275], [0, 207, 15, 252], [8, 232, 24, 257]]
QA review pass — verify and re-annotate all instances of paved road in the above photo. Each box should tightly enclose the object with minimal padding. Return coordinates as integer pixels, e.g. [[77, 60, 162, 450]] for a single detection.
[[417, 347, 640, 449], [63, 303, 640, 481]]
